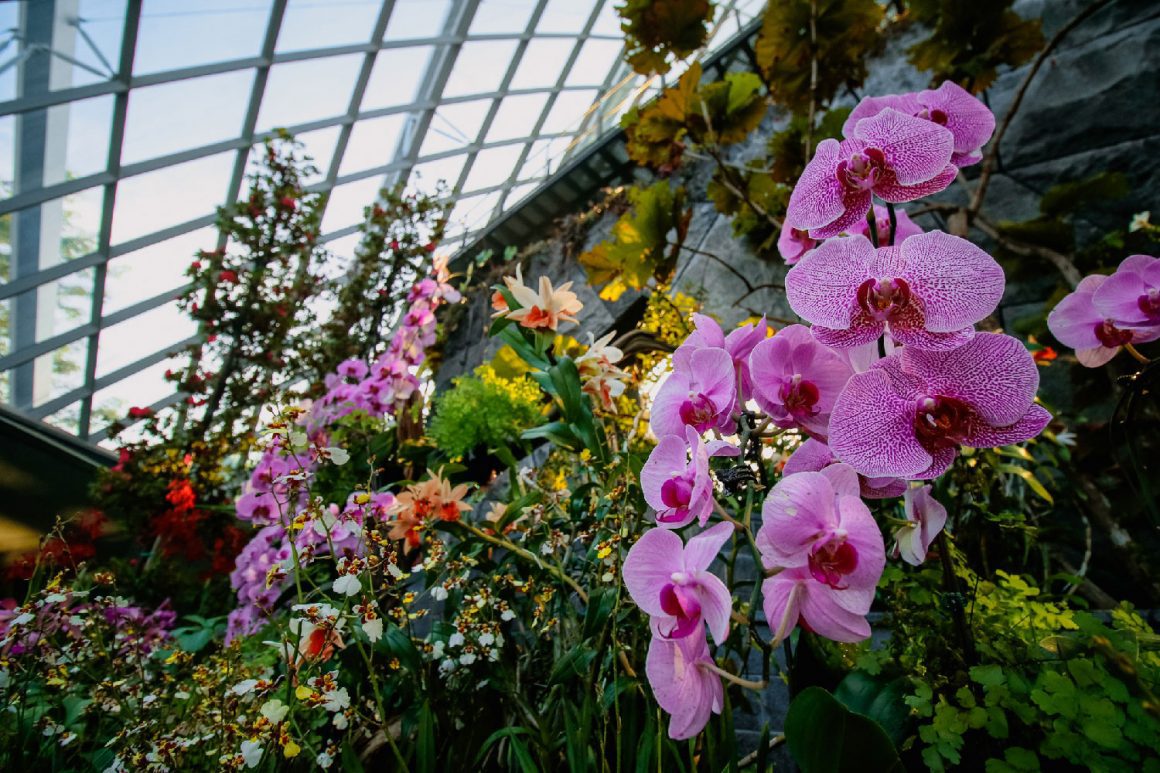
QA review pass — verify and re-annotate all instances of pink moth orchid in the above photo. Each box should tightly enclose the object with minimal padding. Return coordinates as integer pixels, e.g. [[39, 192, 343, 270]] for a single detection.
[[843, 81, 996, 168], [677, 314, 769, 402], [785, 231, 1005, 351], [623, 522, 734, 643], [1092, 254, 1160, 327], [783, 438, 906, 499], [777, 227, 818, 264], [1047, 273, 1160, 367], [785, 108, 956, 239], [747, 325, 854, 439], [893, 485, 948, 566], [650, 347, 738, 438], [829, 333, 1052, 479], [641, 426, 740, 529], [645, 623, 724, 740], [756, 465, 885, 592]]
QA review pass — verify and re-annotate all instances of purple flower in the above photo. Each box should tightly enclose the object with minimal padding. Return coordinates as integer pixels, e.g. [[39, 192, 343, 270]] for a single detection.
[[786, 232, 1004, 351], [761, 565, 875, 644], [236, 491, 279, 526], [336, 358, 369, 380], [756, 466, 885, 594], [641, 427, 739, 529], [748, 325, 853, 439], [847, 204, 924, 247], [844, 82, 995, 167], [829, 333, 1052, 479], [623, 522, 734, 643], [651, 347, 737, 438], [777, 226, 818, 264], [677, 314, 769, 403], [1047, 273, 1160, 367], [893, 485, 947, 566], [645, 623, 723, 740], [1092, 254, 1160, 328], [786, 109, 956, 239], [783, 438, 905, 499]]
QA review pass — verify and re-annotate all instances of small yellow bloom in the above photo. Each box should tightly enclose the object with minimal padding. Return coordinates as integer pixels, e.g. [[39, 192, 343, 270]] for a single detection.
[[283, 740, 301, 758], [295, 685, 313, 701]]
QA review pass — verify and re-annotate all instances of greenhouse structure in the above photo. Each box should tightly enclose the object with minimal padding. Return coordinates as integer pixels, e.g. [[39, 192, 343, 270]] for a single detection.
[[0, 0, 1157, 770]]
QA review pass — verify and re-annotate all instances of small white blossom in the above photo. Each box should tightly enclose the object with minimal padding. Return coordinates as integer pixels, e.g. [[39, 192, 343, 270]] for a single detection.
[[478, 632, 495, 647], [448, 632, 464, 648], [540, 542, 554, 556], [501, 609, 516, 622], [430, 640, 445, 658], [1129, 211, 1151, 232], [323, 447, 350, 466], [459, 652, 477, 665], [322, 687, 350, 712], [260, 698, 289, 724], [317, 751, 335, 769], [430, 585, 448, 601], [362, 617, 383, 643], [439, 658, 456, 674], [230, 679, 259, 696], [333, 574, 362, 597], [240, 739, 264, 769], [387, 563, 405, 579], [333, 712, 349, 730]]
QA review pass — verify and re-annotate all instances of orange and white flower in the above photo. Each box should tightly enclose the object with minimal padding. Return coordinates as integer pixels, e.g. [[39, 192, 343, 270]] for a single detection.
[[496, 270, 583, 331], [576, 331, 630, 411]]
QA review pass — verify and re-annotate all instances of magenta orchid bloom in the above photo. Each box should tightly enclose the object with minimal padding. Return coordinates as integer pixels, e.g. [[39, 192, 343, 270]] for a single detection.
[[786, 108, 955, 239], [651, 347, 738, 438], [623, 522, 734, 643], [645, 624, 724, 740], [844, 82, 996, 167], [893, 485, 948, 566], [783, 438, 906, 499], [678, 314, 769, 402], [847, 204, 924, 247], [761, 565, 876, 644], [829, 333, 1052, 479], [641, 426, 739, 529], [756, 465, 886, 592], [748, 325, 853, 439], [1047, 274, 1160, 367], [1092, 254, 1160, 328], [777, 226, 818, 264], [786, 232, 1004, 351]]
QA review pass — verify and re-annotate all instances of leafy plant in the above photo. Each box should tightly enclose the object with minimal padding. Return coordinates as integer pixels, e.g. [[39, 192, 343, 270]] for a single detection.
[[427, 365, 544, 459], [617, 0, 715, 75]]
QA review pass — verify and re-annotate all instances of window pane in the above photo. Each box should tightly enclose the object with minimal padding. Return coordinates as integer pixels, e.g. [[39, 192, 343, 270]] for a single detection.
[[320, 176, 382, 235], [362, 47, 434, 111], [112, 152, 233, 245], [419, 99, 491, 156], [462, 144, 524, 193], [277, 0, 381, 53], [103, 227, 214, 314], [122, 71, 253, 165], [43, 95, 116, 185], [340, 114, 407, 177], [565, 39, 622, 87], [469, 0, 538, 36], [486, 93, 549, 143], [92, 357, 180, 432], [442, 40, 519, 99], [539, 89, 598, 134], [53, 0, 127, 91], [256, 54, 362, 133], [32, 338, 89, 408], [290, 124, 343, 185], [408, 154, 464, 197], [96, 301, 194, 379], [135, 0, 271, 75], [537, 0, 591, 34], [510, 38, 571, 90], [38, 268, 95, 343], [383, 0, 452, 41]]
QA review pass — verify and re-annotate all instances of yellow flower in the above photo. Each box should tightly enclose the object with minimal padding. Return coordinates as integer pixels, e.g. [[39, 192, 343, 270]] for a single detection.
[[283, 740, 301, 758]]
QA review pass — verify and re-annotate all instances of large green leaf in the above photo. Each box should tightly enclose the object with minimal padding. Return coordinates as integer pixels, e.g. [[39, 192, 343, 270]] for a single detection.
[[785, 686, 904, 773], [833, 671, 911, 746]]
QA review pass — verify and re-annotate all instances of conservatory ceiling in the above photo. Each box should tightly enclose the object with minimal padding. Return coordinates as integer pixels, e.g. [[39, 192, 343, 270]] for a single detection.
[[0, 0, 764, 443]]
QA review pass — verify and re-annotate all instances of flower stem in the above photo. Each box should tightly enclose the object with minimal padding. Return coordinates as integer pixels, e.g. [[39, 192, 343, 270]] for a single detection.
[[886, 202, 898, 247], [455, 521, 588, 603], [701, 661, 767, 691], [1125, 343, 1151, 365], [936, 531, 977, 665], [866, 205, 879, 248]]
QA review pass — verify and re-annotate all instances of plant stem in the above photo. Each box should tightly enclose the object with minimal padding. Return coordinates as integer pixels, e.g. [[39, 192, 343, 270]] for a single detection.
[[886, 202, 898, 247], [936, 531, 977, 665], [1125, 343, 1151, 365], [700, 661, 768, 691], [865, 204, 879, 248]]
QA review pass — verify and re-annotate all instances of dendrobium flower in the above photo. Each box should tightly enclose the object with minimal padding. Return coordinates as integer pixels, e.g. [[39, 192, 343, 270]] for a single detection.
[[847, 204, 924, 247], [645, 624, 724, 740], [1092, 254, 1160, 328], [786, 232, 1004, 351], [893, 485, 948, 566], [756, 465, 885, 591], [577, 331, 630, 411], [500, 272, 583, 331], [650, 347, 737, 438], [829, 333, 1052, 479], [1047, 273, 1160, 367], [747, 325, 853, 439], [641, 426, 739, 529], [623, 522, 734, 643], [786, 108, 956, 239], [843, 82, 996, 167], [783, 438, 905, 499]]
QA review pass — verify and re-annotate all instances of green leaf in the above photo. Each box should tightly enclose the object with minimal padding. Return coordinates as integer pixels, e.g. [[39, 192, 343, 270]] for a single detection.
[[995, 463, 1053, 504], [833, 671, 911, 745], [417, 700, 436, 773], [549, 644, 597, 685], [785, 686, 903, 773]]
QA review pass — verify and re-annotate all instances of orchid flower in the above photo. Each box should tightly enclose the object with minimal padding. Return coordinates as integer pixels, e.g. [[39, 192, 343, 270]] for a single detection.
[[747, 325, 853, 440], [645, 623, 724, 740], [650, 347, 737, 438], [828, 333, 1052, 479], [502, 273, 583, 331], [783, 437, 906, 499], [1092, 254, 1160, 327], [623, 522, 734, 643], [786, 108, 956, 239], [777, 226, 818, 264], [843, 82, 996, 167], [786, 232, 1004, 351], [1048, 273, 1160, 367], [676, 314, 769, 402], [641, 426, 739, 529], [893, 485, 948, 565]]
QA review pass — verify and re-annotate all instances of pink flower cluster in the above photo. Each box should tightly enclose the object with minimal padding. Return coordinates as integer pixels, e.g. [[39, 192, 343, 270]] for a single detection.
[[625, 84, 1052, 740], [1047, 254, 1160, 366]]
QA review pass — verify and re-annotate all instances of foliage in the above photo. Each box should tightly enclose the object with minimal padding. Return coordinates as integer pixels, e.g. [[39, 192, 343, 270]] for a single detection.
[[622, 62, 767, 172], [706, 168, 789, 254], [427, 365, 544, 460], [579, 181, 690, 301], [755, 0, 885, 112], [786, 686, 903, 772], [616, 0, 715, 75], [907, 0, 1044, 92]]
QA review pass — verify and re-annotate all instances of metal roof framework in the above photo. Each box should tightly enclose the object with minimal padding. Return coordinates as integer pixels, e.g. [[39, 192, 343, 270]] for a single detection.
[[0, 0, 765, 443]]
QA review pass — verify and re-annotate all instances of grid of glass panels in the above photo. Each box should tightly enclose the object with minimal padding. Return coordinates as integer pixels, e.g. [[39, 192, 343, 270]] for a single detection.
[[0, 0, 766, 441]]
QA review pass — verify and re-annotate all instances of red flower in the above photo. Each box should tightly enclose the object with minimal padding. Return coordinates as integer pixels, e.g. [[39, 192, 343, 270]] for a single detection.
[[1032, 346, 1058, 365], [127, 406, 154, 419], [280, 196, 297, 210], [218, 270, 239, 283], [390, 240, 400, 250], [424, 242, 436, 252]]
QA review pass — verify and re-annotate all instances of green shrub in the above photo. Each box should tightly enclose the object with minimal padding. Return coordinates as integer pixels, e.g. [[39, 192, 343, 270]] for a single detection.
[[428, 365, 544, 459]]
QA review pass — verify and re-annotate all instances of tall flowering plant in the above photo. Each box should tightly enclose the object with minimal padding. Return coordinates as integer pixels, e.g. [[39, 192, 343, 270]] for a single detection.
[[624, 82, 1052, 740]]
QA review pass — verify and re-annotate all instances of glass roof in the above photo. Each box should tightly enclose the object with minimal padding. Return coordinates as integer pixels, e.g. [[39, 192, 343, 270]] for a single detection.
[[0, 0, 766, 442]]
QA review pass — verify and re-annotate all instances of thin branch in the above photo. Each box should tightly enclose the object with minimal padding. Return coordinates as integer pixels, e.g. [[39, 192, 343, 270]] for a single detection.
[[970, 0, 1112, 214], [971, 212, 1083, 288], [672, 240, 755, 293]]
